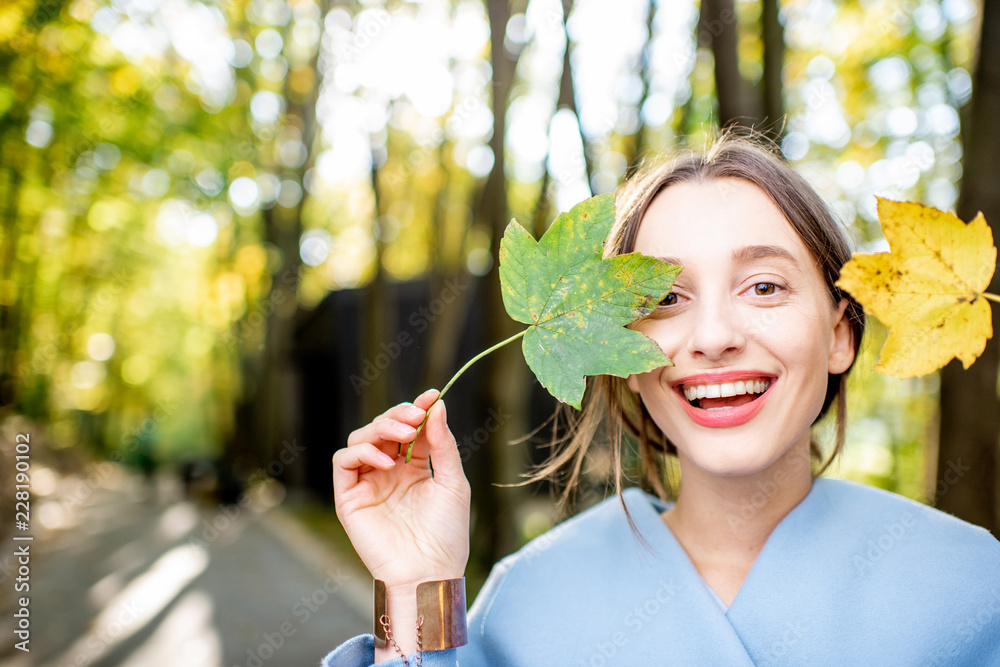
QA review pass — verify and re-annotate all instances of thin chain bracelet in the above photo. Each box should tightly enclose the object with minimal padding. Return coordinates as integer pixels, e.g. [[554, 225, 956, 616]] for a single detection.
[[379, 613, 424, 667]]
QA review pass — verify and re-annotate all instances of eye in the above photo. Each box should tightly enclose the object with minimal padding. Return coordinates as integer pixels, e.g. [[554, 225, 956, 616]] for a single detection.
[[752, 282, 777, 296], [659, 292, 679, 306]]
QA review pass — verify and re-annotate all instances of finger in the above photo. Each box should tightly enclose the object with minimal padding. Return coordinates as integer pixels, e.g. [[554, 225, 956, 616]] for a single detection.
[[362, 389, 438, 434], [348, 390, 441, 455], [424, 400, 467, 488], [403, 392, 441, 463], [347, 417, 418, 448], [399, 390, 440, 456], [413, 388, 440, 411], [371, 400, 428, 426], [333, 443, 395, 495]]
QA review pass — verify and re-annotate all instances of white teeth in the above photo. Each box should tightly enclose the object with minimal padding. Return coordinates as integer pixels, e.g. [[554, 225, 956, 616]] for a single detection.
[[682, 378, 771, 404]]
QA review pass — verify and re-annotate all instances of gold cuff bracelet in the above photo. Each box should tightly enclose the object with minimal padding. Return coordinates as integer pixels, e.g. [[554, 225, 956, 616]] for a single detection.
[[374, 578, 468, 651]]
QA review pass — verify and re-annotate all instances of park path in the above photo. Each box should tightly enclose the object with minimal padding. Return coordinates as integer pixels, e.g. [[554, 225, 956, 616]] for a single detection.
[[0, 467, 372, 667]]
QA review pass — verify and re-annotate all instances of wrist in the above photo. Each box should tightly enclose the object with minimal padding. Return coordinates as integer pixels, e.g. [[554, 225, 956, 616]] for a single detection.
[[383, 571, 467, 596], [374, 577, 468, 653]]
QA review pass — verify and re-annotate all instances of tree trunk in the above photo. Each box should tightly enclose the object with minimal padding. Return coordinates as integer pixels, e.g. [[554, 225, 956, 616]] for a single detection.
[[630, 0, 657, 168], [423, 140, 472, 393], [760, 0, 784, 139], [359, 153, 394, 423], [0, 155, 23, 398], [533, 0, 583, 236], [476, 0, 528, 565], [0, 98, 29, 407], [554, 0, 593, 191], [700, 0, 759, 128], [230, 3, 328, 480], [936, 0, 1000, 536]]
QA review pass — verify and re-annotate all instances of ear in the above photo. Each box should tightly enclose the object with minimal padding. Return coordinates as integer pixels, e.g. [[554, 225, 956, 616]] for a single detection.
[[828, 299, 855, 375], [626, 374, 640, 394]]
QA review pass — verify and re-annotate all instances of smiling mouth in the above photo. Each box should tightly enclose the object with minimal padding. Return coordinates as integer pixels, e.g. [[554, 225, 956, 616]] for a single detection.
[[680, 378, 772, 411]]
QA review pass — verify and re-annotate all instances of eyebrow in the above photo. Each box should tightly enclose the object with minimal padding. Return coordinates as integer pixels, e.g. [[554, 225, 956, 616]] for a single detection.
[[732, 244, 800, 267], [656, 245, 800, 269]]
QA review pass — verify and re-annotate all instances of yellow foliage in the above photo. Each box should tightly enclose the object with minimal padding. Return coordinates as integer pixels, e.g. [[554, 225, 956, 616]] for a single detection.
[[228, 160, 256, 180], [0, 4, 26, 44], [111, 66, 142, 97], [288, 66, 315, 97], [68, 0, 98, 23], [122, 355, 152, 385], [236, 245, 267, 281], [87, 199, 132, 231], [837, 197, 997, 378], [215, 271, 247, 319], [0, 279, 17, 306]]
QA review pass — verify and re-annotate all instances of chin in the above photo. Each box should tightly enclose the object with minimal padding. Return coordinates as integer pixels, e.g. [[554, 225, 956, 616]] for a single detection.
[[679, 439, 791, 478]]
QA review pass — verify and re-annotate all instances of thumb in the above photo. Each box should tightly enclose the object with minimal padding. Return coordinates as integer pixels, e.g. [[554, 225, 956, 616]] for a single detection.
[[425, 400, 466, 486]]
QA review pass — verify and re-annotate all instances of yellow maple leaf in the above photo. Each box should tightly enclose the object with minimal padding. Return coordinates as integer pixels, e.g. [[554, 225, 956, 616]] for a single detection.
[[836, 197, 997, 378]]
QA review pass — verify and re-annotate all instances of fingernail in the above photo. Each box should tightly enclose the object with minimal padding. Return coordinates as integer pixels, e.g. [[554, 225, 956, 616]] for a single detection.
[[378, 452, 395, 465], [406, 405, 425, 418]]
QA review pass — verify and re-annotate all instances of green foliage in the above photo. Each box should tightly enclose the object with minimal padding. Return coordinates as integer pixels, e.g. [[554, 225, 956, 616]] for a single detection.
[[404, 194, 679, 461], [499, 193, 680, 409], [0, 0, 306, 459], [0, 0, 982, 498]]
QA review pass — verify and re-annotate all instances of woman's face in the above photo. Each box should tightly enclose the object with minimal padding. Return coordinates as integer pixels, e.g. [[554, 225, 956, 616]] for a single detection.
[[627, 178, 855, 477]]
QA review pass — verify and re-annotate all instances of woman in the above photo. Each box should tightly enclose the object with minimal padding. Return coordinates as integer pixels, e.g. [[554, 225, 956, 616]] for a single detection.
[[325, 136, 1000, 666]]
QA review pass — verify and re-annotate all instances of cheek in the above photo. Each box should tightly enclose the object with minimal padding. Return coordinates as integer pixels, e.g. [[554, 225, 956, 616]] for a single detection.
[[759, 312, 836, 396], [780, 339, 829, 384], [634, 366, 666, 392]]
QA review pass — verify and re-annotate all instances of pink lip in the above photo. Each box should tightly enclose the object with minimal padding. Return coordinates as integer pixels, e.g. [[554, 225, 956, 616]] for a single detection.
[[670, 370, 776, 388], [672, 372, 778, 429]]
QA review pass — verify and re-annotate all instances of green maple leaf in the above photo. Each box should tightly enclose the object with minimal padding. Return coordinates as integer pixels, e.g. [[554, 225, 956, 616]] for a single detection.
[[499, 193, 681, 409], [404, 193, 680, 460]]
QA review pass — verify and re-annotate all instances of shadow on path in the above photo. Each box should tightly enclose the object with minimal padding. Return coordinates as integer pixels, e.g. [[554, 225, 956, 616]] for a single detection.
[[4, 466, 370, 667]]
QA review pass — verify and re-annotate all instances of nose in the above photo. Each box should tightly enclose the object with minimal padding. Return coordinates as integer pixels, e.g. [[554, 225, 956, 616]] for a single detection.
[[686, 296, 746, 360]]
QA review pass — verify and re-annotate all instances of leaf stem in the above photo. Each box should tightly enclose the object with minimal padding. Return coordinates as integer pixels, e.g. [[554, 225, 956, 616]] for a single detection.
[[983, 292, 1000, 304], [404, 328, 528, 462]]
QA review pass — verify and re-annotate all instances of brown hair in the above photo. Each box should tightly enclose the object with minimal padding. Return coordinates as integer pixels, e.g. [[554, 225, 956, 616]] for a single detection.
[[514, 133, 866, 543]]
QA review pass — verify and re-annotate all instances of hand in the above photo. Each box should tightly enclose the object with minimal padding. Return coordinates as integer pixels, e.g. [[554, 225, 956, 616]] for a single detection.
[[333, 389, 471, 591]]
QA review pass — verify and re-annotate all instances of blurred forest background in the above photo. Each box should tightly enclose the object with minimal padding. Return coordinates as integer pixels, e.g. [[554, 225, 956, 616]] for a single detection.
[[1, 0, 999, 622]]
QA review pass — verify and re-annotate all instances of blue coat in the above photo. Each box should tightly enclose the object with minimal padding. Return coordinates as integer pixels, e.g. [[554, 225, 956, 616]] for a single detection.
[[321, 477, 1000, 666]]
